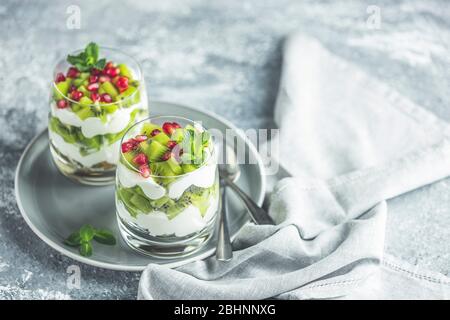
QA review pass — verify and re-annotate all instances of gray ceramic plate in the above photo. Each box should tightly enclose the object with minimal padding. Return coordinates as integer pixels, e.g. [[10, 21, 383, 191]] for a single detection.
[[15, 101, 266, 271]]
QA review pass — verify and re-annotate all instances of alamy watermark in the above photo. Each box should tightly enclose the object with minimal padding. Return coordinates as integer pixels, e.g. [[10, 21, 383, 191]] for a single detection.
[[66, 264, 81, 290], [66, 5, 81, 30], [366, 5, 381, 30]]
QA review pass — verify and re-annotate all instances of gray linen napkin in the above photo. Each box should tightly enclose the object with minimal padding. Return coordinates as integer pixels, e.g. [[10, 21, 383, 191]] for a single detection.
[[138, 33, 450, 299]]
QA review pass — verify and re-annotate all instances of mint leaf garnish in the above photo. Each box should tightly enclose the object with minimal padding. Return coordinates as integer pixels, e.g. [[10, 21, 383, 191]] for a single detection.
[[67, 42, 104, 72], [64, 232, 81, 247], [64, 224, 116, 257], [93, 229, 117, 245], [79, 242, 93, 257], [79, 224, 95, 242]]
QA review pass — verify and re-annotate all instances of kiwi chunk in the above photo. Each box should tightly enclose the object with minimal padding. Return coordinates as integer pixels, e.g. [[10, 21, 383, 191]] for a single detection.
[[141, 123, 162, 136], [118, 64, 133, 79], [153, 132, 170, 145], [181, 164, 198, 173], [100, 81, 119, 98], [130, 193, 152, 213], [75, 106, 94, 120], [53, 80, 71, 100], [166, 157, 182, 175], [147, 140, 168, 162], [102, 103, 118, 114]]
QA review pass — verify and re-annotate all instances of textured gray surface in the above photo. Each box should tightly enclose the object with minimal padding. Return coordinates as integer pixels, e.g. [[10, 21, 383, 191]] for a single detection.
[[0, 0, 449, 299]]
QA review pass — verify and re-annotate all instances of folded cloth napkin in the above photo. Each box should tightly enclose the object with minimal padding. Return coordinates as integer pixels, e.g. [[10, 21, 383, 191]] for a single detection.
[[138, 33, 450, 299]]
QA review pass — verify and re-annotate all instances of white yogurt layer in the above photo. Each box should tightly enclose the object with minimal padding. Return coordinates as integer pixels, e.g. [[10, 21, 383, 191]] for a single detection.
[[117, 195, 219, 237], [49, 130, 120, 167], [117, 163, 166, 200], [51, 102, 144, 138], [117, 160, 217, 200]]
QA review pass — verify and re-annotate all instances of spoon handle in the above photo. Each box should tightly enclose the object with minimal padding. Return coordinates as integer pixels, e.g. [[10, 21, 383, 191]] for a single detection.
[[216, 182, 233, 261], [225, 178, 275, 225]]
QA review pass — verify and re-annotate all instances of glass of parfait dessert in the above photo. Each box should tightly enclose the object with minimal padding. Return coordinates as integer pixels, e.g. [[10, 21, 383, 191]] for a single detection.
[[116, 117, 219, 258], [49, 43, 148, 185]]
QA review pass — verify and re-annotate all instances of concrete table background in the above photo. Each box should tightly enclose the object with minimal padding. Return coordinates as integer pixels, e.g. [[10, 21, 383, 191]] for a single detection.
[[0, 0, 449, 299]]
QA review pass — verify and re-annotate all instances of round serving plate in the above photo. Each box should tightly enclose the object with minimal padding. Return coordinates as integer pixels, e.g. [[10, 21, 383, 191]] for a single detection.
[[15, 101, 266, 271]]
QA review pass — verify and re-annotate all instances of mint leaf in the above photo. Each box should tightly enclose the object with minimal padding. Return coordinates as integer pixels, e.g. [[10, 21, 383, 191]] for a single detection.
[[67, 42, 103, 72], [94, 58, 106, 70], [85, 42, 99, 61], [64, 232, 81, 247], [79, 242, 93, 257], [79, 224, 95, 242], [94, 229, 116, 245]]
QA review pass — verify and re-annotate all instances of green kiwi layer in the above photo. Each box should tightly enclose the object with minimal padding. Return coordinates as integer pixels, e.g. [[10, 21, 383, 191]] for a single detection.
[[49, 108, 144, 155], [117, 182, 219, 220]]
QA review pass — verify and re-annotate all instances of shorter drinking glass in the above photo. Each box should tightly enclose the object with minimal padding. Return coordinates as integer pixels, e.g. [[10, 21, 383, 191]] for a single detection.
[[115, 116, 219, 258]]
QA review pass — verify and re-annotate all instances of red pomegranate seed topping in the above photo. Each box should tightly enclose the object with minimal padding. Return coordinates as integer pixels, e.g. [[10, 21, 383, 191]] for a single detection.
[[116, 76, 129, 89], [99, 75, 111, 83], [71, 90, 83, 101], [69, 85, 76, 93], [105, 61, 114, 70], [167, 141, 177, 149], [161, 151, 172, 161], [90, 92, 100, 102], [133, 153, 148, 165], [134, 135, 148, 142], [56, 99, 68, 109], [55, 73, 66, 83], [162, 122, 175, 135], [171, 122, 181, 129], [87, 82, 99, 92], [121, 141, 135, 153], [89, 75, 98, 83], [150, 129, 161, 137], [100, 93, 112, 103], [66, 67, 80, 78], [105, 67, 120, 77], [139, 164, 151, 178], [91, 69, 101, 76]]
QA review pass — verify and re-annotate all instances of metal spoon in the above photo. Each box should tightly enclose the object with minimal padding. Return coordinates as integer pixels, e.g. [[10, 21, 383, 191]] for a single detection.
[[215, 143, 235, 261], [219, 144, 275, 226]]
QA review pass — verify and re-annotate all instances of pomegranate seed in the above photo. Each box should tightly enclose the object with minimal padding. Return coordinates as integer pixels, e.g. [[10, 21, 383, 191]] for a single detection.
[[134, 135, 148, 142], [167, 141, 177, 149], [71, 90, 83, 101], [69, 85, 76, 93], [133, 153, 148, 166], [105, 61, 114, 70], [87, 82, 99, 92], [66, 67, 80, 78], [56, 99, 68, 109], [121, 141, 135, 153], [91, 69, 101, 76], [89, 75, 98, 83], [171, 122, 181, 129], [55, 73, 66, 83], [139, 164, 151, 178], [105, 67, 120, 77], [150, 129, 161, 137], [116, 76, 129, 89], [162, 122, 175, 135], [90, 92, 100, 102], [100, 93, 112, 103], [161, 151, 172, 161], [99, 75, 111, 83]]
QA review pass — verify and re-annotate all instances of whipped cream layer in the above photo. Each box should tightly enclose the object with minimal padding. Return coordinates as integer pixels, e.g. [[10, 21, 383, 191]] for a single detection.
[[50, 102, 144, 138], [116, 160, 217, 200], [49, 130, 120, 167], [117, 195, 218, 237]]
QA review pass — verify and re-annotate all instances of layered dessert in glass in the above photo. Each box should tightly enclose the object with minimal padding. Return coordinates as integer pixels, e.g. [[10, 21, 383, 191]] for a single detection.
[[116, 117, 219, 257], [49, 43, 148, 185]]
